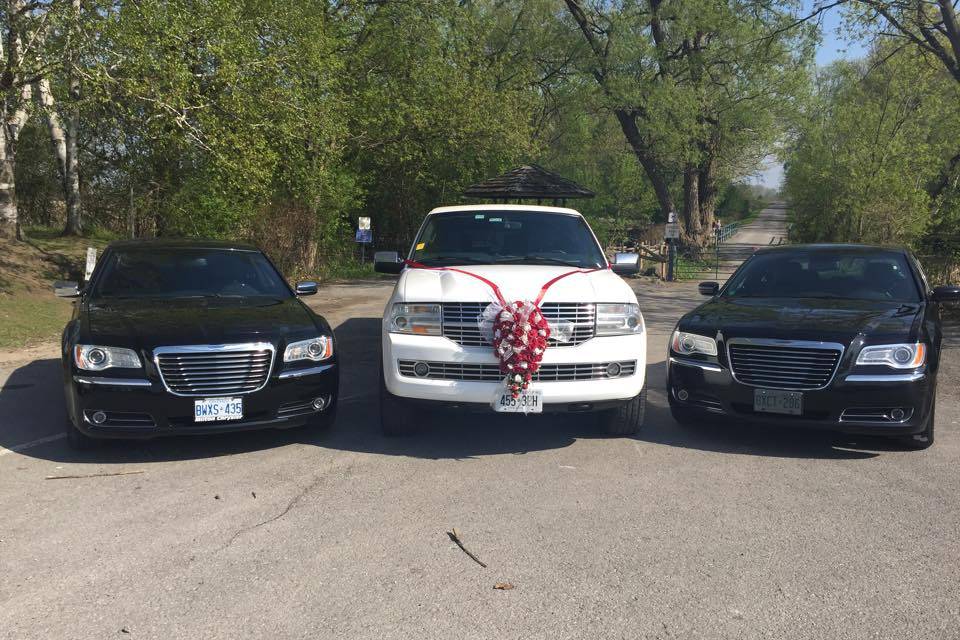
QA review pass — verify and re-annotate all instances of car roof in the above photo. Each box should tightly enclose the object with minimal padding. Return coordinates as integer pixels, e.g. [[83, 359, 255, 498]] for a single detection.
[[105, 238, 262, 253], [426, 204, 583, 217], [754, 243, 909, 256]]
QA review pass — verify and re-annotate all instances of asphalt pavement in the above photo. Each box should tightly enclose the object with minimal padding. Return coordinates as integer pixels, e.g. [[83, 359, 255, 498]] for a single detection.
[[1, 208, 959, 639]]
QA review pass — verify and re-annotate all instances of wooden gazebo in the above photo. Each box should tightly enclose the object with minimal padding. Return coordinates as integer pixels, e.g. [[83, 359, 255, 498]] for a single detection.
[[463, 164, 595, 206]]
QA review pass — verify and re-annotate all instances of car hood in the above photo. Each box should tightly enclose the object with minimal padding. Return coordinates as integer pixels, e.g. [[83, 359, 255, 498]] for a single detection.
[[82, 296, 320, 350], [396, 265, 636, 304], [680, 297, 923, 344]]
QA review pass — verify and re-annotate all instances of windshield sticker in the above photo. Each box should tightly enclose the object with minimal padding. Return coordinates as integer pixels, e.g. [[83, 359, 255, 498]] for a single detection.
[[415, 242, 425, 251], [489, 217, 503, 223], [474, 214, 485, 219]]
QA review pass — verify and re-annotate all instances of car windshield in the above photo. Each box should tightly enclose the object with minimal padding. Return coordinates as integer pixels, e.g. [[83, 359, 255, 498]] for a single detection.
[[410, 210, 606, 268], [722, 250, 921, 302], [92, 248, 292, 300]]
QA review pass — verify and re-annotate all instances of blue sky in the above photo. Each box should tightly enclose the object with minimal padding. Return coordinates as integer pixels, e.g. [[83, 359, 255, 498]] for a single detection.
[[749, 3, 868, 188]]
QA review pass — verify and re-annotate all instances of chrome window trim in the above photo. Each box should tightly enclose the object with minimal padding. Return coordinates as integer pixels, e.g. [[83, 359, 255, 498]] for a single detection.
[[152, 342, 275, 397], [74, 376, 152, 387], [844, 372, 925, 383], [669, 357, 722, 372], [726, 337, 846, 391], [278, 363, 334, 380]]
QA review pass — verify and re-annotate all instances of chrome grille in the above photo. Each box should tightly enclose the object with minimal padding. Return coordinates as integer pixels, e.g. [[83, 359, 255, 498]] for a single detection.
[[441, 302, 595, 347], [728, 340, 842, 390], [154, 343, 274, 396], [398, 359, 636, 382]]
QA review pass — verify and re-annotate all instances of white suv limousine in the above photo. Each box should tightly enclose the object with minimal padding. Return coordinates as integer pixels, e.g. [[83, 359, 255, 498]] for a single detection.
[[374, 205, 647, 436]]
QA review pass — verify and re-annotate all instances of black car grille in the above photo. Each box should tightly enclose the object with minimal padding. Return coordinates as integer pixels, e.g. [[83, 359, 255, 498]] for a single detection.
[[398, 359, 635, 382], [728, 342, 842, 390], [441, 302, 595, 347], [155, 345, 274, 396]]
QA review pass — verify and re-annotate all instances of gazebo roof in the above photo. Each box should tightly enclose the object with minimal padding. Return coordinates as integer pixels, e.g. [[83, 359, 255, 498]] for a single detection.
[[463, 164, 595, 201]]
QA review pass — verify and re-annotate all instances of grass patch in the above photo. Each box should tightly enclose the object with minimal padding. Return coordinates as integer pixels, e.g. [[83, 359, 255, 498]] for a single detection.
[[0, 227, 114, 350], [319, 258, 391, 282], [675, 254, 714, 281], [0, 291, 73, 349]]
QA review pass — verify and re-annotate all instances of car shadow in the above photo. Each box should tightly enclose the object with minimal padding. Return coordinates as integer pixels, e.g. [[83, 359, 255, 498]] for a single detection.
[[2, 317, 897, 464]]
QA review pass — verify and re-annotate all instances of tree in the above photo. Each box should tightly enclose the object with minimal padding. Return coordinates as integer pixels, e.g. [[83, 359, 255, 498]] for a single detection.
[[783, 44, 960, 247], [562, 0, 813, 244], [0, 0, 47, 239]]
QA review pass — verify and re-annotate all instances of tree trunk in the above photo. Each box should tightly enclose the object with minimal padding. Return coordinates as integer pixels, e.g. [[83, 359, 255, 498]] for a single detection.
[[698, 161, 718, 234], [614, 110, 675, 220], [681, 166, 702, 243], [61, 0, 83, 236], [36, 79, 71, 211], [0, 1, 31, 240], [0, 130, 20, 239]]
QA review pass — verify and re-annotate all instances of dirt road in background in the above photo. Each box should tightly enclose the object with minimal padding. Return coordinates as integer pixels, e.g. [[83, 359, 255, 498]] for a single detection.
[[1, 269, 959, 639]]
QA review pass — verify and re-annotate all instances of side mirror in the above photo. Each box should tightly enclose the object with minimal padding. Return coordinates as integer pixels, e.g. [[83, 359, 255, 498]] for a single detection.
[[374, 251, 404, 274], [295, 281, 318, 296], [932, 285, 960, 303], [54, 280, 80, 298], [610, 252, 640, 276], [698, 281, 719, 296]]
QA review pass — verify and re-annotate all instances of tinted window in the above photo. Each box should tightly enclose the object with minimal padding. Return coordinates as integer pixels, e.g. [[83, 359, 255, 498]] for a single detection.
[[723, 251, 921, 302], [411, 211, 606, 268], [93, 248, 292, 299]]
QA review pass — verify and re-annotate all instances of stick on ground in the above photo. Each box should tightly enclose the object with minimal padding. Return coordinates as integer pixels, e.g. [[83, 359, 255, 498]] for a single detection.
[[447, 528, 487, 568], [45, 470, 145, 480]]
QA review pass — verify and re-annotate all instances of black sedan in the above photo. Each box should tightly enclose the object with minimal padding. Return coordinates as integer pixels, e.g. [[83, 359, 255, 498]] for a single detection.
[[667, 244, 959, 449], [55, 240, 338, 448]]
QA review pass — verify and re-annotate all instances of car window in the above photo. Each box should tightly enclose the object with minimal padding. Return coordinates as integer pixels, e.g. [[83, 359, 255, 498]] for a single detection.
[[723, 251, 921, 302], [92, 248, 292, 299], [410, 211, 606, 268]]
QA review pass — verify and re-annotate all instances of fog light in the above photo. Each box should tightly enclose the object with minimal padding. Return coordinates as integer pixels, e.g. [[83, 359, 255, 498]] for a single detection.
[[606, 362, 622, 378], [312, 396, 328, 411], [890, 408, 906, 421], [413, 361, 430, 378], [677, 389, 690, 401], [91, 411, 108, 425]]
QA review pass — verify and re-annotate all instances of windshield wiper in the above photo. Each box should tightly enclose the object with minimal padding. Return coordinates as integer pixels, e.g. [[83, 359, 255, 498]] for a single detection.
[[495, 256, 586, 268], [419, 256, 489, 265]]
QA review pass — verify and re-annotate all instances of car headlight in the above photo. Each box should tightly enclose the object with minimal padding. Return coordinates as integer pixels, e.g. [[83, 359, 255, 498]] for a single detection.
[[74, 345, 142, 371], [388, 303, 442, 335], [596, 303, 645, 336], [670, 330, 718, 356], [856, 343, 926, 369], [284, 336, 334, 362]]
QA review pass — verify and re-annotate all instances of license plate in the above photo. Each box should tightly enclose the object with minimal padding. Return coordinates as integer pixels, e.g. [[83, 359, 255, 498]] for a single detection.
[[753, 389, 803, 416], [494, 390, 543, 413], [194, 397, 244, 423]]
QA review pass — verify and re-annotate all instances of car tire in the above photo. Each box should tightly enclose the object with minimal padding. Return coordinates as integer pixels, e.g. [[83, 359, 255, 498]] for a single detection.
[[599, 388, 646, 436], [900, 394, 935, 450], [380, 371, 416, 437], [65, 415, 96, 450]]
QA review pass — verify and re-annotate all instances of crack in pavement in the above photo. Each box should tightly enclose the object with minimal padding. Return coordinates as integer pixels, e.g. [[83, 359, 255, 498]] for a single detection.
[[220, 471, 330, 550]]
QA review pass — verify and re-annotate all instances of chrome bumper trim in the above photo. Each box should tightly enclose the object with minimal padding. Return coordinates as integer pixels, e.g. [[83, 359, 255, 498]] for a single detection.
[[669, 357, 722, 372], [74, 376, 152, 387], [844, 373, 926, 383], [277, 364, 334, 380]]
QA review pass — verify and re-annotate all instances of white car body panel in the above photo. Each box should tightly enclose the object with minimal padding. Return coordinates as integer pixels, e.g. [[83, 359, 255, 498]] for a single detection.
[[381, 205, 647, 408]]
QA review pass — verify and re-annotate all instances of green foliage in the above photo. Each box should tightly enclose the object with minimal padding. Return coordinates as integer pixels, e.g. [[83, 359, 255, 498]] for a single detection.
[[12, 0, 824, 276], [783, 45, 960, 249]]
